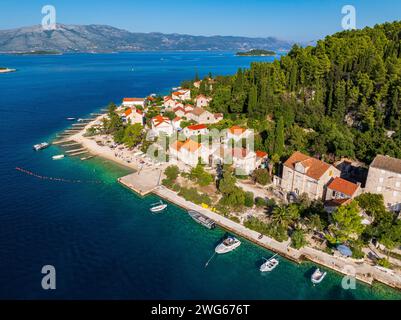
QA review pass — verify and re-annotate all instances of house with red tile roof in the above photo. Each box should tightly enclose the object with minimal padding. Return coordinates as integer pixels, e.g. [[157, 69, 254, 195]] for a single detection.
[[324, 177, 361, 213], [123, 108, 144, 125], [274, 151, 341, 200], [183, 124, 209, 137], [151, 115, 173, 136], [326, 177, 361, 201], [172, 89, 191, 101], [212, 146, 258, 175], [226, 125, 253, 142], [169, 139, 210, 167], [163, 96, 177, 109], [173, 106, 186, 118], [172, 117, 182, 130], [186, 107, 220, 124], [196, 94, 212, 108], [122, 98, 145, 108]]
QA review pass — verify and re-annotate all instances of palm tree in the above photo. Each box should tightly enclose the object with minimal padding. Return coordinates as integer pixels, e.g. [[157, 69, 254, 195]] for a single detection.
[[271, 206, 289, 227]]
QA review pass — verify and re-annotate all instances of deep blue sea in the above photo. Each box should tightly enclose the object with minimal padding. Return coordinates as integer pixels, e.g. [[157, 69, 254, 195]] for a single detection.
[[0, 52, 400, 300]]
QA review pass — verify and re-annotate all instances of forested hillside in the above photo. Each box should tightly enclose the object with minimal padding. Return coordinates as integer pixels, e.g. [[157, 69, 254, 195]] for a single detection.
[[206, 21, 401, 164]]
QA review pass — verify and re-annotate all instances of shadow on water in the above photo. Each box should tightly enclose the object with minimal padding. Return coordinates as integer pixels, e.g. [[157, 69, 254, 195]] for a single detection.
[[304, 267, 318, 280], [326, 285, 356, 300]]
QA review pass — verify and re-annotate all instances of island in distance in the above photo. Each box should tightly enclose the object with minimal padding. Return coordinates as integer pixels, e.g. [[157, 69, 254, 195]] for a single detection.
[[236, 49, 276, 56], [0, 24, 293, 53]]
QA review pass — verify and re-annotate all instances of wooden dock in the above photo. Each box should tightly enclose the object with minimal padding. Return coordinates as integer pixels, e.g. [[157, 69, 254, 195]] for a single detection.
[[66, 147, 87, 154], [52, 139, 71, 145], [61, 142, 81, 147], [81, 155, 95, 161], [70, 151, 88, 156]]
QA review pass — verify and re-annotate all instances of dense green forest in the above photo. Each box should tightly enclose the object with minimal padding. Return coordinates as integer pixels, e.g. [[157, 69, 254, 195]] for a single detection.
[[205, 21, 401, 164]]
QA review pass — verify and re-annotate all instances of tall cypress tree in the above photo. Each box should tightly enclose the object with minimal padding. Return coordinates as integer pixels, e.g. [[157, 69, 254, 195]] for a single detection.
[[274, 117, 285, 157], [248, 84, 258, 118]]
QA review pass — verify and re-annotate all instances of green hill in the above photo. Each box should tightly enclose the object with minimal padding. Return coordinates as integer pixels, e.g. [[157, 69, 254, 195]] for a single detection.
[[207, 21, 401, 163]]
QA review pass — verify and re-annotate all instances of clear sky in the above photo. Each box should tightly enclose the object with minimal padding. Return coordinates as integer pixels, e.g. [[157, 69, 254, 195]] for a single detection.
[[0, 0, 400, 42]]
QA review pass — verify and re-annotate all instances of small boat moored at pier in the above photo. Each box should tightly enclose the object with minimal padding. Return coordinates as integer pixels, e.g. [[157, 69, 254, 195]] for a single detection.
[[52, 154, 65, 160], [311, 268, 327, 284], [188, 210, 216, 229], [215, 236, 241, 254], [150, 201, 167, 213], [260, 254, 279, 272], [33, 142, 50, 151]]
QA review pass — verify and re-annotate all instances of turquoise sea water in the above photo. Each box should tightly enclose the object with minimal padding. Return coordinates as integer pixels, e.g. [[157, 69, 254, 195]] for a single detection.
[[0, 52, 400, 300]]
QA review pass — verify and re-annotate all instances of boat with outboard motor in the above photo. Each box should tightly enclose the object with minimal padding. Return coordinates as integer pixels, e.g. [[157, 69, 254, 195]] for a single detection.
[[215, 236, 241, 254]]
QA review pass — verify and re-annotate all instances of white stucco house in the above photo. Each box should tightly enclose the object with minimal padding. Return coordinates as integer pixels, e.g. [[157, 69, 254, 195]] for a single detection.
[[122, 98, 146, 108], [151, 115, 174, 136], [183, 124, 209, 137]]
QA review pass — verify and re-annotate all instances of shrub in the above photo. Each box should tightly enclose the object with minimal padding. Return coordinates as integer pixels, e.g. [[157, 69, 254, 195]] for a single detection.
[[244, 191, 254, 208], [165, 165, 180, 181], [255, 197, 267, 207], [178, 187, 211, 206], [377, 258, 391, 269], [172, 184, 181, 192], [252, 168, 270, 185], [162, 178, 173, 188], [229, 215, 241, 223], [291, 229, 307, 249]]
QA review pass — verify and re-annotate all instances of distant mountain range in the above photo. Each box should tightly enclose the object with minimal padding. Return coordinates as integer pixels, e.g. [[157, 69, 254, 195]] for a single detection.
[[0, 24, 294, 53]]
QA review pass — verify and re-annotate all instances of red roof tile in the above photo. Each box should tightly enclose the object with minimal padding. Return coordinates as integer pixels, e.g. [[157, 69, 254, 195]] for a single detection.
[[187, 124, 207, 131], [256, 150, 268, 158], [229, 125, 247, 135], [327, 177, 359, 197], [284, 151, 331, 180]]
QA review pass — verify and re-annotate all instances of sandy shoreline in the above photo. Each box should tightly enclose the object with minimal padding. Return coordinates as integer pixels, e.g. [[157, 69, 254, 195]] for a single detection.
[[65, 114, 401, 291]]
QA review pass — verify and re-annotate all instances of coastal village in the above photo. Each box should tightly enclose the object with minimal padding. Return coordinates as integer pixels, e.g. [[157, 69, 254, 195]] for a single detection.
[[51, 77, 401, 290]]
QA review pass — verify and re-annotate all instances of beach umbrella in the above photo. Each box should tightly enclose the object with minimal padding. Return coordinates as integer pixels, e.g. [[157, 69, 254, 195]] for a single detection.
[[337, 245, 352, 257]]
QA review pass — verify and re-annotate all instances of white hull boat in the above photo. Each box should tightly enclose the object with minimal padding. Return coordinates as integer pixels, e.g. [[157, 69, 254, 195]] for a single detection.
[[260, 254, 279, 272], [33, 142, 50, 151], [150, 201, 167, 213], [215, 236, 241, 254], [52, 155, 65, 160], [311, 268, 327, 284]]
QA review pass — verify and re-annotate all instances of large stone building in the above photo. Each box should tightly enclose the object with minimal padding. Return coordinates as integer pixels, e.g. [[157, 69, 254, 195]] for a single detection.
[[365, 155, 401, 212], [274, 151, 341, 200]]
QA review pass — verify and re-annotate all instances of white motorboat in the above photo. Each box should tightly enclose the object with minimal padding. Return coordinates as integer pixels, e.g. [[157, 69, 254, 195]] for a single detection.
[[66, 117, 76, 121], [52, 154, 65, 160], [260, 254, 279, 272], [150, 201, 167, 213], [33, 142, 50, 151], [311, 268, 327, 284], [215, 236, 241, 254]]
